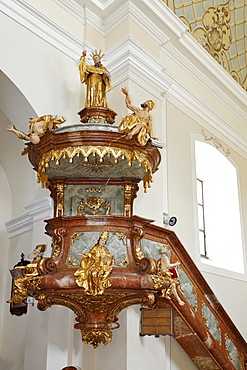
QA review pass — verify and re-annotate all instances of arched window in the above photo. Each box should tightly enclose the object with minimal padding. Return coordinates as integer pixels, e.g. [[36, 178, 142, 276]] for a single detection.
[[195, 140, 244, 274]]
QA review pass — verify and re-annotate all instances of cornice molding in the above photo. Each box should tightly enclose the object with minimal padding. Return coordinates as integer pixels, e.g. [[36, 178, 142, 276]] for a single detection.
[[5, 197, 53, 238], [106, 37, 172, 95], [161, 32, 247, 123]]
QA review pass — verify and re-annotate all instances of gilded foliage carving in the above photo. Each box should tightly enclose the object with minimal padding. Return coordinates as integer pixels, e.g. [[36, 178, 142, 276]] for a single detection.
[[80, 329, 112, 348]]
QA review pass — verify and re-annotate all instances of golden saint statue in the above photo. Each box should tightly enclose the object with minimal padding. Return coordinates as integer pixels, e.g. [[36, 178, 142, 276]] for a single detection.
[[74, 231, 114, 296], [8, 244, 46, 304], [78, 50, 111, 108], [119, 87, 155, 146]]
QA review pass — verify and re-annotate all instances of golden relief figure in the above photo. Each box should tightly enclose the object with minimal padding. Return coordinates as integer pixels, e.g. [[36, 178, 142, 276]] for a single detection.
[[78, 50, 111, 108], [119, 87, 155, 146], [74, 231, 114, 296]]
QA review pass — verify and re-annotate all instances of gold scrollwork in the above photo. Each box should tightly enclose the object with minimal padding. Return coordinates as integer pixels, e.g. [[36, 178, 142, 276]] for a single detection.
[[135, 244, 145, 260], [117, 255, 129, 266], [51, 229, 62, 259], [77, 196, 111, 215], [67, 255, 79, 267], [80, 329, 112, 348], [70, 232, 84, 246], [182, 1, 232, 74], [114, 232, 127, 246]]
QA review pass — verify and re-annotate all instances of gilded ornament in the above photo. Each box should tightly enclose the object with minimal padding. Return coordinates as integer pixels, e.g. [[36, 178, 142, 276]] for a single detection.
[[70, 232, 84, 246], [182, 1, 232, 74], [67, 255, 79, 267], [56, 183, 66, 216], [135, 243, 145, 260], [117, 255, 129, 266], [86, 188, 102, 193], [74, 231, 114, 295], [77, 196, 111, 215], [75, 158, 115, 173], [114, 232, 127, 246], [37, 146, 153, 191], [51, 229, 62, 259], [80, 329, 112, 348]]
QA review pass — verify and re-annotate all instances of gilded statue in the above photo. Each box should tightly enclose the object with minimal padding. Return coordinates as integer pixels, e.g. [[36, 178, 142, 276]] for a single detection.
[[118, 87, 155, 146], [7, 115, 66, 144], [8, 245, 46, 304], [151, 247, 184, 306], [74, 231, 114, 295], [78, 50, 110, 108]]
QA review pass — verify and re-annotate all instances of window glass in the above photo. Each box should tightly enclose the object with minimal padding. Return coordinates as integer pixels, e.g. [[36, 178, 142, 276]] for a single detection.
[[195, 141, 244, 273]]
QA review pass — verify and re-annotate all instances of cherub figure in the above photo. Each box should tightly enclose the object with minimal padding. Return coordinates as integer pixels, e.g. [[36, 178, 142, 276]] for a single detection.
[[151, 246, 185, 306], [119, 87, 155, 146], [158, 248, 185, 306], [6, 115, 66, 144]]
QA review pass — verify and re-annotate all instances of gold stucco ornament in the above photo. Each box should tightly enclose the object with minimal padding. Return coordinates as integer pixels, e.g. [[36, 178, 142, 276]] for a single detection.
[[74, 231, 114, 295]]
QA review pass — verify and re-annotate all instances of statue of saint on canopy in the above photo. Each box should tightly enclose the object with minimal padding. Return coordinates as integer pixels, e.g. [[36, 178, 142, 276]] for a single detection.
[[78, 50, 110, 108]]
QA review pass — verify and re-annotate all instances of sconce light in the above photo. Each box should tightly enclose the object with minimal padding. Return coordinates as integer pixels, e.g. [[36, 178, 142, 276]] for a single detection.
[[9, 253, 29, 316]]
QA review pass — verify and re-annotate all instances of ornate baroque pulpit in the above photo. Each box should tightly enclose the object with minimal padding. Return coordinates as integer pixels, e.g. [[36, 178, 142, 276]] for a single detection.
[[7, 51, 247, 370]]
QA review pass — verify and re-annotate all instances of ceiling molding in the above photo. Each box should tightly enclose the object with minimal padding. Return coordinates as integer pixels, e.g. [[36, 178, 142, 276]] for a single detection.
[[5, 197, 53, 238], [52, 0, 85, 23], [106, 36, 172, 94]]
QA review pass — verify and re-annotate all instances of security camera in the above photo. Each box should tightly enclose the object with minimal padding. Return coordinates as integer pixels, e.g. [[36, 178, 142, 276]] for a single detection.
[[168, 216, 177, 227]]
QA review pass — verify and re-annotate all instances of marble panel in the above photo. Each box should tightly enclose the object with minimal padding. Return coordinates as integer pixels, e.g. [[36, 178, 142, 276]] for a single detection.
[[177, 266, 198, 309], [64, 185, 125, 216], [202, 301, 221, 343], [66, 231, 128, 268]]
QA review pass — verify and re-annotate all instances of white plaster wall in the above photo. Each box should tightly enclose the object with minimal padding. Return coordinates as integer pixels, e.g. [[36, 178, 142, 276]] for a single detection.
[[0, 164, 12, 354], [0, 12, 80, 124]]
